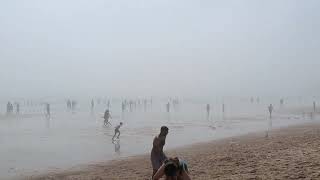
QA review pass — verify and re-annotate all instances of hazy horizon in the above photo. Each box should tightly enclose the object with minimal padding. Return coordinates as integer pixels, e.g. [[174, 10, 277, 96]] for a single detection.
[[1, 0, 320, 99]]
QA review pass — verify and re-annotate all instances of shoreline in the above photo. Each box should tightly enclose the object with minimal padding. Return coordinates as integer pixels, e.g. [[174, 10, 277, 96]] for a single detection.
[[26, 122, 320, 180]]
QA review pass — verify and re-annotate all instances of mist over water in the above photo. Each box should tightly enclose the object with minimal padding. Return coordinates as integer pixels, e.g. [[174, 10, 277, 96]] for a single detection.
[[1, 0, 320, 179]]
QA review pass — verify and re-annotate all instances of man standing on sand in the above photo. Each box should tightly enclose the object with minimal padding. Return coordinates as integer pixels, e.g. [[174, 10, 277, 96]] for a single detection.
[[151, 126, 169, 178]]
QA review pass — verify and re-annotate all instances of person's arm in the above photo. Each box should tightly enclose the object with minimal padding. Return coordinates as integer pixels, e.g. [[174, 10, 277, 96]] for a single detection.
[[153, 137, 159, 148], [181, 170, 191, 180], [152, 163, 165, 180]]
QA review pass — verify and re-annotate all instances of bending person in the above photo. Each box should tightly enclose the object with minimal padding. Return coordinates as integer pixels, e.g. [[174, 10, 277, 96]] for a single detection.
[[153, 157, 191, 180]]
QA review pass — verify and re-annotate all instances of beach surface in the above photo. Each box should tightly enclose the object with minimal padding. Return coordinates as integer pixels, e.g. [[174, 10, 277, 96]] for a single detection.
[[29, 123, 320, 180], [3, 99, 314, 179]]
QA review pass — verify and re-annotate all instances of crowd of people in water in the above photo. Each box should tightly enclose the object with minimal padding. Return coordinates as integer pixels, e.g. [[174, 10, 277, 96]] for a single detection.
[[5, 101, 20, 115], [1, 96, 319, 180], [3, 97, 318, 120]]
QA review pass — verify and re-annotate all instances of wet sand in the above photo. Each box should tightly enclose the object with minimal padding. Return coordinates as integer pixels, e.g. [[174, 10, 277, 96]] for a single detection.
[[29, 123, 320, 180]]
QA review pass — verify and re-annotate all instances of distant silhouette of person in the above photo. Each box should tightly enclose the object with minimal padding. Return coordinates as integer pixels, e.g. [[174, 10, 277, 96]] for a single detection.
[[129, 100, 133, 112], [268, 104, 273, 118], [151, 126, 169, 177], [280, 99, 284, 106], [67, 99, 71, 110], [104, 109, 112, 126], [10, 103, 13, 113], [16, 103, 20, 114], [71, 100, 76, 112], [144, 99, 147, 112], [112, 122, 123, 140], [46, 103, 51, 118], [166, 102, 170, 113], [313, 101, 316, 112], [206, 104, 210, 118], [121, 101, 126, 112], [91, 99, 95, 111], [250, 97, 254, 103], [7, 102, 11, 114]]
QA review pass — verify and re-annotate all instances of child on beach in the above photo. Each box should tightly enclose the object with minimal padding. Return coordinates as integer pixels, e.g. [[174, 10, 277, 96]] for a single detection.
[[153, 157, 191, 180], [112, 122, 123, 140]]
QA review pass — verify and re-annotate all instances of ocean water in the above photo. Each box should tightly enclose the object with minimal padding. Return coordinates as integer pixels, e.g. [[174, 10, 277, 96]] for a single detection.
[[0, 98, 315, 179]]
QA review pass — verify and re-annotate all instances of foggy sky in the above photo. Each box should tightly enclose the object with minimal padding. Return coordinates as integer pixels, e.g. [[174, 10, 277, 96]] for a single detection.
[[1, 0, 320, 98]]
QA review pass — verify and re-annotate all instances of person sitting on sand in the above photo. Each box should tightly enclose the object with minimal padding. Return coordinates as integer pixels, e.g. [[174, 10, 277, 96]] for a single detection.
[[151, 126, 169, 177], [153, 157, 191, 180], [112, 122, 123, 140]]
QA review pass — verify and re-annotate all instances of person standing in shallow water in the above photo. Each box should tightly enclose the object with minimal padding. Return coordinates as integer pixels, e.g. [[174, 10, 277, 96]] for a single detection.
[[16, 102, 20, 114], [268, 104, 273, 119], [104, 109, 112, 126], [91, 99, 94, 110], [166, 102, 170, 113], [206, 104, 210, 118], [7, 102, 11, 114], [151, 126, 169, 178], [46, 103, 51, 118], [112, 122, 123, 140]]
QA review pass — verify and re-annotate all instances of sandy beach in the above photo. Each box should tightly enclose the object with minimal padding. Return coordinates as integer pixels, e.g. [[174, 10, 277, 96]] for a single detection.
[[27, 123, 320, 180]]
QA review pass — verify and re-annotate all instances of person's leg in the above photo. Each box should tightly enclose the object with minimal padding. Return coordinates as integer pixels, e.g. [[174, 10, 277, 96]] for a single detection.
[[112, 130, 116, 140], [117, 131, 120, 138], [151, 154, 160, 178], [152, 169, 157, 178]]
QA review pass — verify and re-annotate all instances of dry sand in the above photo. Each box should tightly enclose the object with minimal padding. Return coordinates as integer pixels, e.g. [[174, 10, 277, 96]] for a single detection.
[[28, 123, 320, 180]]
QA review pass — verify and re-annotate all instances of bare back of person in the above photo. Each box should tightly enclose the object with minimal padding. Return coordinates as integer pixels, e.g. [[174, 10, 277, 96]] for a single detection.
[[151, 135, 167, 176]]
